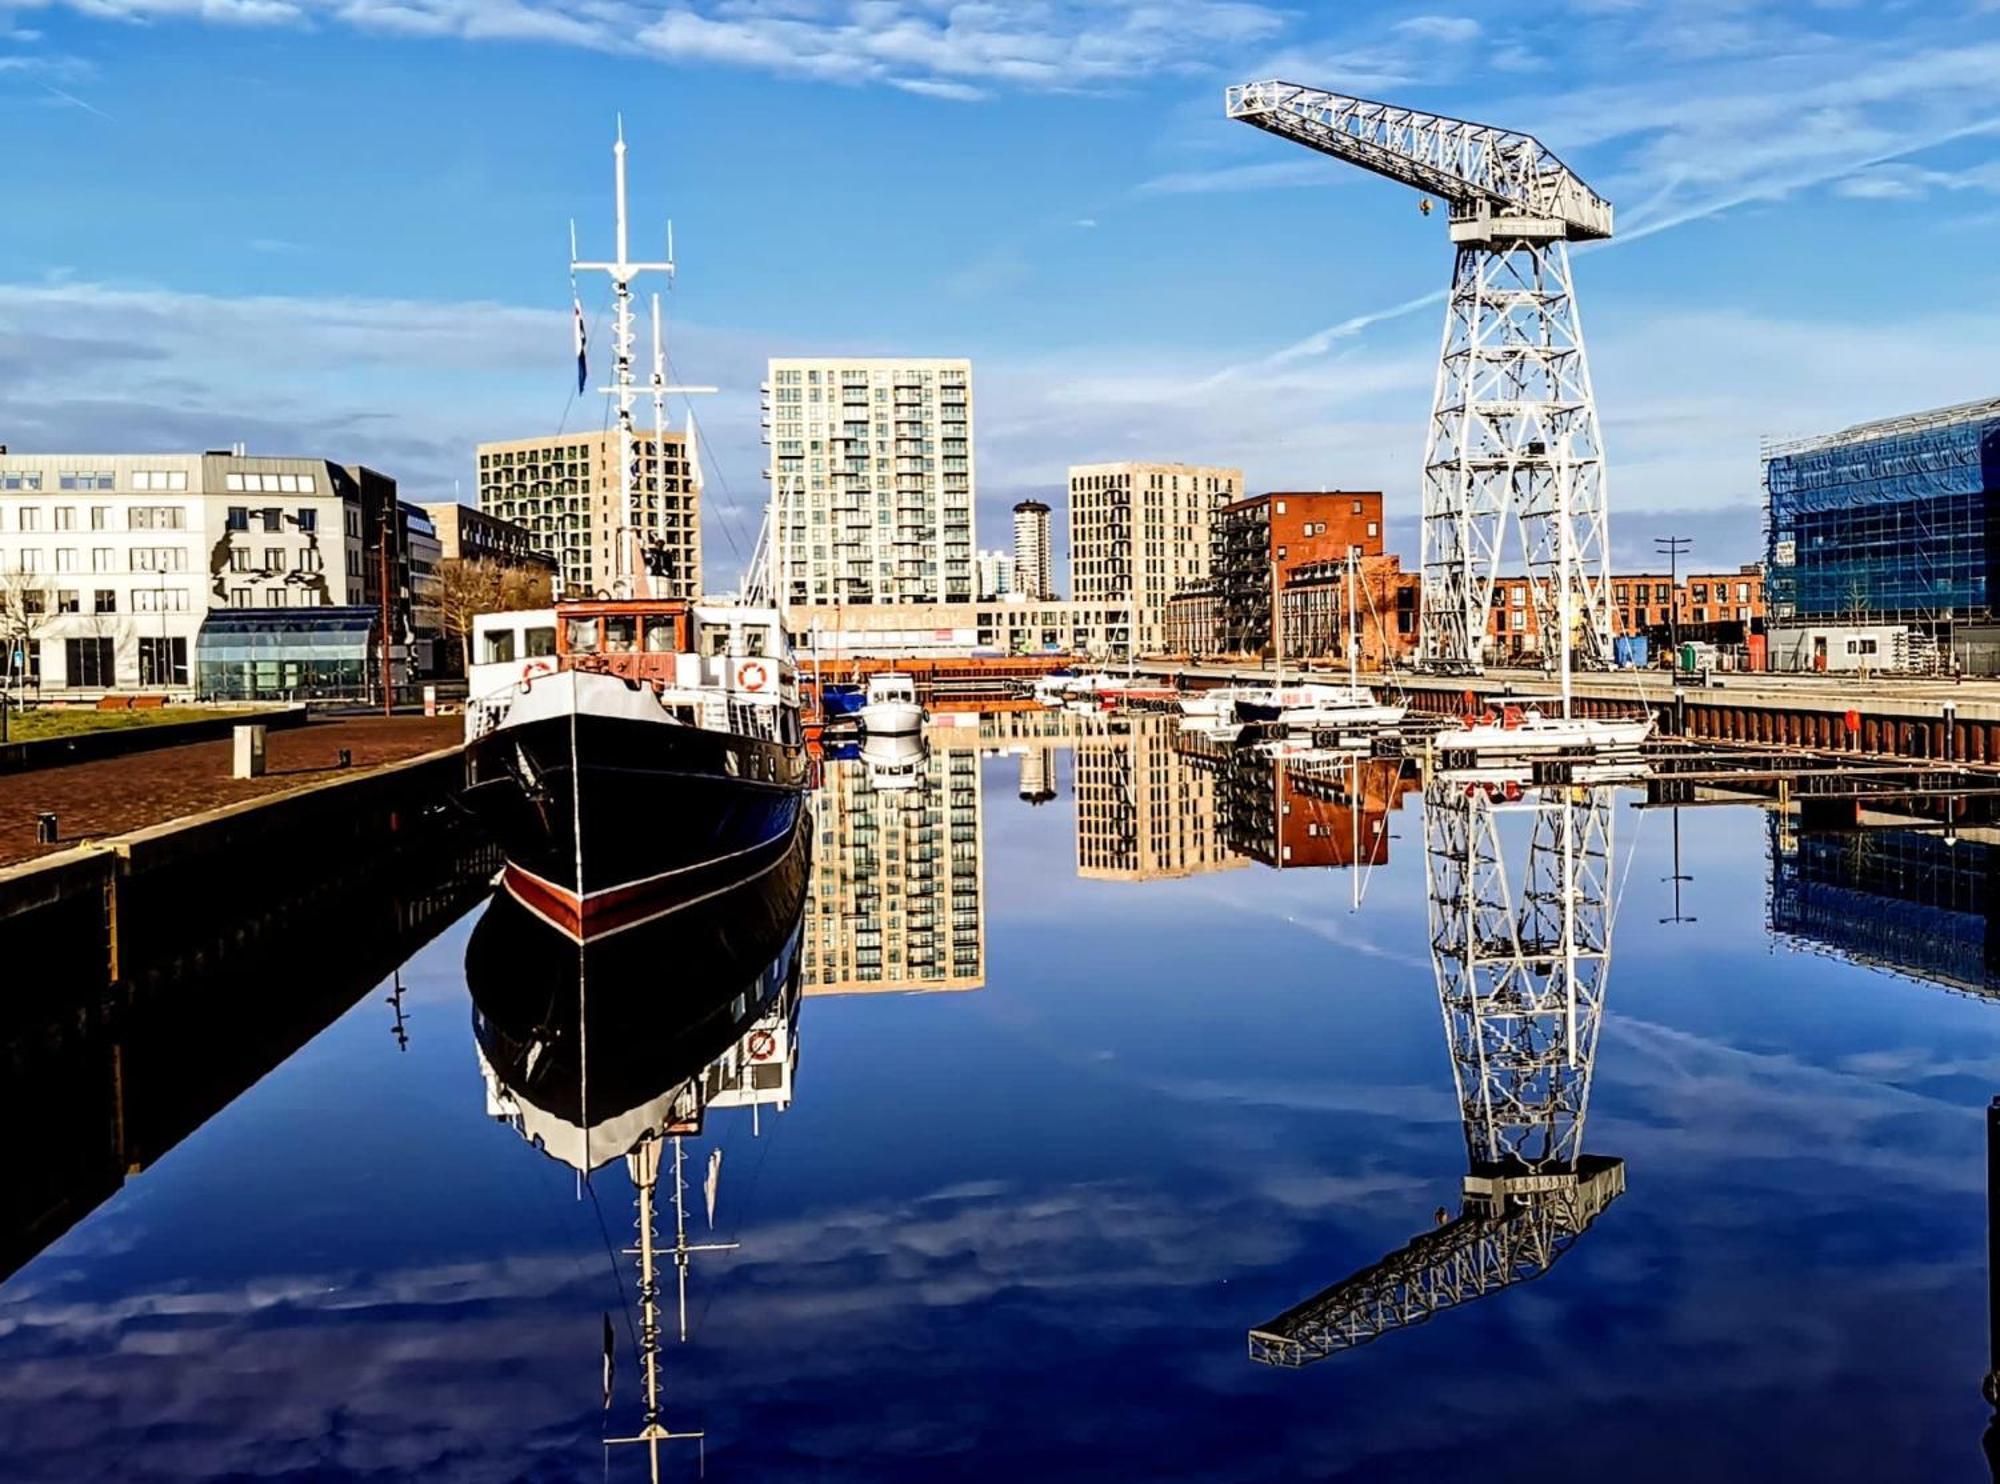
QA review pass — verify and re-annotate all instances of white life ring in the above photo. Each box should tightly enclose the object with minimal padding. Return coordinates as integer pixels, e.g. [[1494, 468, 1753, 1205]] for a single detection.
[[737, 660, 770, 693], [747, 1029, 776, 1062]]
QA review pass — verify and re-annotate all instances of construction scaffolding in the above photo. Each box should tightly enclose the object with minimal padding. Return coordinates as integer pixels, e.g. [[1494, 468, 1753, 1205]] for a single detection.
[[1764, 395, 2000, 631]]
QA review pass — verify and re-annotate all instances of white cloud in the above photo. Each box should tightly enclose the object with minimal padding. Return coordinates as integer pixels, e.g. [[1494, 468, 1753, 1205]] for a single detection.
[[1392, 14, 1480, 43], [1134, 157, 1344, 196]]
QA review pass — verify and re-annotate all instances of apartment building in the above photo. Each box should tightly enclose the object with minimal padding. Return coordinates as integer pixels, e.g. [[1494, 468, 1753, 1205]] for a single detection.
[[764, 358, 974, 607], [475, 429, 698, 600], [0, 449, 395, 692], [1208, 490, 1386, 654], [1069, 461, 1241, 654], [1012, 499, 1053, 600], [418, 501, 557, 575]]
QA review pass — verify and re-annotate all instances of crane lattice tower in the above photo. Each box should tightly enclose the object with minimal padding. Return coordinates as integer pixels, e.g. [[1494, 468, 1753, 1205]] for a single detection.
[[1245, 777, 1624, 1367], [1226, 82, 1616, 674]]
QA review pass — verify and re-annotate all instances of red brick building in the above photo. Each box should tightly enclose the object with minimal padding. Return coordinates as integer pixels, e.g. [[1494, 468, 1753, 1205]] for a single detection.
[[1200, 490, 1386, 655], [1485, 565, 1765, 661]]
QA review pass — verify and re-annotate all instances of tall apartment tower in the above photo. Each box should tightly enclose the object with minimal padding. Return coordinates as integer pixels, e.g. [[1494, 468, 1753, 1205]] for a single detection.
[[1012, 499, 1053, 599], [1069, 461, 1241, 654], [764, 358, 974, 607], [474, 429, 699, 600]]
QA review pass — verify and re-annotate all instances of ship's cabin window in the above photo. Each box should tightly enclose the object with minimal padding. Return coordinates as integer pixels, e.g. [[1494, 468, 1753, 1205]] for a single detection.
[[704, 626, 730, 657], [604, 616, 637, 653], [524, 626, 556, 657], [644, 616, 677, 653], [481, 629, 516, 664], [744, 627, 767, 657], [566, 617, 599, 652]]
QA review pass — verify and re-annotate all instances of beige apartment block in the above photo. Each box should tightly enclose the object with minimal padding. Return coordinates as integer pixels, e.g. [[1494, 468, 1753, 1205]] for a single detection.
[[764, 358, 974, 607], [1069, 461, 1241, 653], [475, 429, 698, 600]]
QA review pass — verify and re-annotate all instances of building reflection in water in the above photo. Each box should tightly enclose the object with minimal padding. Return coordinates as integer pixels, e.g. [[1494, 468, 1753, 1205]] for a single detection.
[[1075, 714, 1240, 881], [464, 822, 810, 1477], [804, 735, 985, 995], [1769, 819, 2000, 998], [1176, 726, 1416, 873], [1248, 774, 1627, 1365]]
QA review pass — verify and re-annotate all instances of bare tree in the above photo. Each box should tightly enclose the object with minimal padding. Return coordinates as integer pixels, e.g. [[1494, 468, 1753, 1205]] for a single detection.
[[0, 568, 51, 694], [436, 558, 553, 670]]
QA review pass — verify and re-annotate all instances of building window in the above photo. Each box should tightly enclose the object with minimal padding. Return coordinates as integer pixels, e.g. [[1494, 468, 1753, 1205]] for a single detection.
[[54, 549, 75, 572], [264, 547, 284, 569], [261, 508, 282, 532], [230, 549, 254, 572], [54, 590, 79, 614], [65, 636, 115, 686], [90, 506, 109, 530], [54, 507, 74, 530], [93, 589, 116, 615], [227, 506, 249, 531], [298, 508, 317, 532], [230, 587, 252, 607], [138, 635, 188, 687], [91, 548, 113, 572], [0, 473, 40, 491], [18, 508, 39, 531]]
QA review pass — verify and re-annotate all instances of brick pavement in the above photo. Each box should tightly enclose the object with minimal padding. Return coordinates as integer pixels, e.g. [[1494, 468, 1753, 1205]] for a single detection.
[[0, 715, 462, 867]]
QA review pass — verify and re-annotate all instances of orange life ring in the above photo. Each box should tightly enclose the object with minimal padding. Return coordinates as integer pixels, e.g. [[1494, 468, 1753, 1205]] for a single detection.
[[523, 658, 555, 682], [747, 1029, 776, 1062], [738, 660, 770, 693], [1503, 779, 1523, 801], [1502, 704, 1524, 730]]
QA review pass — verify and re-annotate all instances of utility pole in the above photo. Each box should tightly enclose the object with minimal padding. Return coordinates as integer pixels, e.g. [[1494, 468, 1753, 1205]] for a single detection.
[[1654, 535, 1691, 669]]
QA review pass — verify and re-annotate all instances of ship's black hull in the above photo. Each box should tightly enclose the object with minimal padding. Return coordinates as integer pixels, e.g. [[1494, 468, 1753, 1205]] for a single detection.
[[460, 708, 809, 938]]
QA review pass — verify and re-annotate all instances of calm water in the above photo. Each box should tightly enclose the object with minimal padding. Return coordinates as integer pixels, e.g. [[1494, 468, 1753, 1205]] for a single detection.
[[4, 712, 1999, 1480]]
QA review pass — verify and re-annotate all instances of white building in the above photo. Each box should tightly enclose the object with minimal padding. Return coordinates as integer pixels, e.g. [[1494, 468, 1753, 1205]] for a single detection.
[[1069, 461, 1241, 654], [1012, 499, 1053, 599], [763, 358, 974, 607], [975, 549, 1017, 601], [0, 449, 382, 692]]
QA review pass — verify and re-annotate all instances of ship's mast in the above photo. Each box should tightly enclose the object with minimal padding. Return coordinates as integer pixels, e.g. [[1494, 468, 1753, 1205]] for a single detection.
[[574, 119, 711, 599]]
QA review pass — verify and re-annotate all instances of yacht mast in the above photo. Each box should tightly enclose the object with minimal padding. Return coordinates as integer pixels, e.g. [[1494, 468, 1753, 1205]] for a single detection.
[[1346, 549, 1357, 691], [608, 1135, 707, 1481]]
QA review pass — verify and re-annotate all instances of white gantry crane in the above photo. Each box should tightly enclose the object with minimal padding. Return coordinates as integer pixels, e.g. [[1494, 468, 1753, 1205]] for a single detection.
[[1247, 777, 1624, 1365], [1225, 82, 1616, 674]]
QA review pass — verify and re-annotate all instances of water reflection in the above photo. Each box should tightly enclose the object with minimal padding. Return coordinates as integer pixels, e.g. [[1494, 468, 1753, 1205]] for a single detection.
[[1771, 820, 2000, 999], [1248, 772, 1627, 1365], [465, 820, 809, 1476], [806, 735, 984, 994]]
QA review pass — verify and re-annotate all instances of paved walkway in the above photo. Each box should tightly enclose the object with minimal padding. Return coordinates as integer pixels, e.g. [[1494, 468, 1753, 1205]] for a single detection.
[[0, 715, 462, 867]]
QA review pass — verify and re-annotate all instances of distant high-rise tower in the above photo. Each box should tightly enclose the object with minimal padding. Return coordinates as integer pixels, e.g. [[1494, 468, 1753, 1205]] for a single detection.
[[762, 358, 973, 607], [1013, 499, 1053, 599]]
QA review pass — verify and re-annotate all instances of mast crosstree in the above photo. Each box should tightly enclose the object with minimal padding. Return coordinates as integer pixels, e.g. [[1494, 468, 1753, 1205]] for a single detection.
[[1225, 81, 1616, 675]]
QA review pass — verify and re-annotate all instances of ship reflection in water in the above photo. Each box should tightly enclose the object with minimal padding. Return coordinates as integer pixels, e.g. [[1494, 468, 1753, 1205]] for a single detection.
[[467, 818, 809, 1476]]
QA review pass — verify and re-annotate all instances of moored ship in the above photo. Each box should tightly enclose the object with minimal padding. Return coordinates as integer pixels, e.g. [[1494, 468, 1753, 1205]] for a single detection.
[[458, 122, 808, 941]]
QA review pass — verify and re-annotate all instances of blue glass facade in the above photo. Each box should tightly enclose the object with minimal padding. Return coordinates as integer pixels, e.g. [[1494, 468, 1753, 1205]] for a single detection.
[[1765, 403, 2000, 624]]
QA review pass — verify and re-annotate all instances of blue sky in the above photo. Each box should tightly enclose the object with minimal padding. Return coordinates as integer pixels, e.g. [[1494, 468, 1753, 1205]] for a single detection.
[[3, 0, 1998, 576]]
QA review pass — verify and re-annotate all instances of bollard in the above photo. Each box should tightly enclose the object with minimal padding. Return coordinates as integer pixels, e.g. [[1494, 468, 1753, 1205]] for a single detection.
[[35, 811, 56, 844], [232, 723, 267, 779], [337, 747, 353, 769]]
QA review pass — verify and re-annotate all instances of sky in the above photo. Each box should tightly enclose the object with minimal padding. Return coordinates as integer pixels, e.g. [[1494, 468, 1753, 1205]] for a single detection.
[[2, 0, 1998, 578]]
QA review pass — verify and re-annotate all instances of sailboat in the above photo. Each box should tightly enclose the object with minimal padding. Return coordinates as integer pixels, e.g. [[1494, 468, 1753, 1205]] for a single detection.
[[1235, 550, 1406, 732], [459, 121, 809, 941]]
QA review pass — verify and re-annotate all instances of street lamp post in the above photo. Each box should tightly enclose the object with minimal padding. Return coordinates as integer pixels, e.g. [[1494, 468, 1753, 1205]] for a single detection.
[[1655, 535, 1692, 669]]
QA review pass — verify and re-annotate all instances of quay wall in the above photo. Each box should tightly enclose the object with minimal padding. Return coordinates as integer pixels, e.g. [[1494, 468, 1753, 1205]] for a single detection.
[[0, 744, 472, 1010]]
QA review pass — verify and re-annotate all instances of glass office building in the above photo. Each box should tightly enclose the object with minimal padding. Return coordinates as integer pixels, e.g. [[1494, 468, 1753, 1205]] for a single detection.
[[1765, 396, 2000, 626], [196, 607, 379, 700]]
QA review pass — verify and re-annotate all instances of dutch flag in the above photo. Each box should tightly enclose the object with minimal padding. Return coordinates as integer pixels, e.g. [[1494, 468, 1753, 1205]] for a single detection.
[[573, 291, 588, 396]]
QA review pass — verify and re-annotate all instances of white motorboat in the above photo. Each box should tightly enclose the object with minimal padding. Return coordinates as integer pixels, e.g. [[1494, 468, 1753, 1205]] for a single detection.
[[860, 727, 928, 791], [858, 672, 924, 736], [1234, 681, 1406, 732], [1179, 685, 1248, 720], [1438, 703, 1652, 759]]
